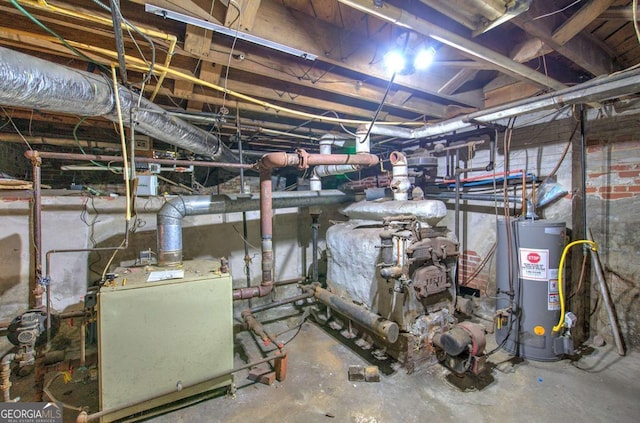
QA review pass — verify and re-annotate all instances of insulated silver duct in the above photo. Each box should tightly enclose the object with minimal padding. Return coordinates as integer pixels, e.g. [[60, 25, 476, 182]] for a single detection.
[[362, 68, 640, 141], [0, 47, 232, 159], [157, 190, 355, 266]]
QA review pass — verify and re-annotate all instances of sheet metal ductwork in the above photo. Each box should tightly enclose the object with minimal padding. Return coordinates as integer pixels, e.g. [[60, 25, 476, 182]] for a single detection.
[[157, 190, 355, 266], [0, 46, 232, 160]]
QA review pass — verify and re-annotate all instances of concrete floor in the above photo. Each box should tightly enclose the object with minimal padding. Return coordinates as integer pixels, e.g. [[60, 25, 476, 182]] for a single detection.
[[150, 312, 640, 423]]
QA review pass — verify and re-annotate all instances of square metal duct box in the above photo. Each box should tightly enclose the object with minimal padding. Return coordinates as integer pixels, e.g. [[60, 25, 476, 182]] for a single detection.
[[97, 260, 233, 421]]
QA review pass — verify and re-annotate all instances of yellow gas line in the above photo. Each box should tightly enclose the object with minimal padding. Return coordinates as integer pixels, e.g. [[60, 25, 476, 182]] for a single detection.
[[552, 240, 597, 332], [0, 26, 424, 126]]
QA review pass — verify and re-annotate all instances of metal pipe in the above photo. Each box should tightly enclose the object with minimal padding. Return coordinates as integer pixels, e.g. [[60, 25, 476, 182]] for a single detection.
[[157, 190, 354, 266], [425, 193, 522, 203], [274, 277, 306, 287], [249, 291, 314, 314], [312, 286, 399, 343], [30, 152, 44, 309], [587, 230, 625, 356], [580, 105, 588, 252], [1, 353, 17, 402], [241, 310, 283, 349], [357, 67, 640, 141], [389, 151, 409, 201], [259, 150, 379, 170], [109, 0, 127, 86], [311, 213, 320, 282], [260, 169, 274, 287], [0, 47, 233, 160], [75, 350, 287, 423], [23, 150, 251, 169]]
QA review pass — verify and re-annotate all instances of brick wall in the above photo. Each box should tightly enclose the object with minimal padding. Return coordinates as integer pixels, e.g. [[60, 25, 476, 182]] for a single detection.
[[459, 250, 490, 293], [586, 138, 640, 200]]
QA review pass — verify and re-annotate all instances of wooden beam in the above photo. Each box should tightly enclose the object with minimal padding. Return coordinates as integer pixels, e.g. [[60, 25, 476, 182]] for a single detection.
[[552, 0, 614, 46], [184, 24, 213, 57], [596, 5, 640, 21], [224, 0, 261, 31], [438, 69, 478, 96], [512, 1, 617, 76], [187, 61, 222, 111]]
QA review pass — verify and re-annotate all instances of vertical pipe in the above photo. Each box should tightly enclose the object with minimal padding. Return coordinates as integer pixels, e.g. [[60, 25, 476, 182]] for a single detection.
[[30, 153, 44, 309], [454, 166, 461, 240], [580, 105, 588, 254], [260, 168, 274, 285], [311, 213, 320, 282], [109, 0, 128, 86], [238, 130, 252, 305]]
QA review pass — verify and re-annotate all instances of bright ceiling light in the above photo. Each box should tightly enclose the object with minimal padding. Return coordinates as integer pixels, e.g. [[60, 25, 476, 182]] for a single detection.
[[414, 46, 436, 70], [383, 50, 406, 74]]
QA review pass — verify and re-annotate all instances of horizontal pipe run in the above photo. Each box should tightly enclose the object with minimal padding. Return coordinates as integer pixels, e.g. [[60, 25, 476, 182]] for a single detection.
[[362, 68, 640, 141], [23, 150, 252, 170], [259, 151, 379, 170], [425, 193, 522, 203], [249, 292, 315, 314], [233, 284, 273, 301], [312, 286, 399, 344], [273, 277, 306, 287], [241, 310, 283, 349], [157, 190, 355, 266]]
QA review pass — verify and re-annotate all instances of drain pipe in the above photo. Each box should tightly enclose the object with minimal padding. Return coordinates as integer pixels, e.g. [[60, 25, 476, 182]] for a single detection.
[[311, 133, 371, 191], [389, 151, 410, 201], [0, 47, 234, 160]]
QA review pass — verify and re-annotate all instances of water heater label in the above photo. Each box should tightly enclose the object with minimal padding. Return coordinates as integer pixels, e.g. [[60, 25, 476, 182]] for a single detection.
[[548, 277, 560, 310], [519, 248, 549, 281]]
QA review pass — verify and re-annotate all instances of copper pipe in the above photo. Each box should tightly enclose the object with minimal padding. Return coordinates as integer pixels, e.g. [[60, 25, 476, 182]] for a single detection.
[[23, 150, 253, 170]]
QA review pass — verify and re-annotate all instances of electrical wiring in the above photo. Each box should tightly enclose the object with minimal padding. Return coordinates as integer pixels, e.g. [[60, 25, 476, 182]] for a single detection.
[[1, 107, 33, 151], [90, 0, 156, 86], [9, 0, 109, 72], [221, 0, 243, 113], [531, 0, 583, 21], [73, 117, 108, 168]]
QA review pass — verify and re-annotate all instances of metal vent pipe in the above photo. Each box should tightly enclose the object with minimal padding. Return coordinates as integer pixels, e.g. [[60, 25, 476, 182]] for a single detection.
[[360, 68, 640, 141], [0, 47, 234, 160], [157, 190, 355, 266]]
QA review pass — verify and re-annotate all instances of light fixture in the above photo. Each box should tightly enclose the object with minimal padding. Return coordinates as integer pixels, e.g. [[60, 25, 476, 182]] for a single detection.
[[414, 46, 436, 70], [383, 50, 406, 74], [145, 4, 318, 61], [383, 46, 436, 75]]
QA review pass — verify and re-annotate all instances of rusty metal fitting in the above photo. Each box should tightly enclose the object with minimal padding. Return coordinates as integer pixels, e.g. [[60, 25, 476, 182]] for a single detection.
[[75, 411, 89, 423], [295, 148, 310, 170], [24, 150, 42, 166]]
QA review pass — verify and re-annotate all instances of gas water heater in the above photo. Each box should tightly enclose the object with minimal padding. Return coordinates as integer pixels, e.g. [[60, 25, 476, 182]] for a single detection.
[[495, 218, 574, 361]]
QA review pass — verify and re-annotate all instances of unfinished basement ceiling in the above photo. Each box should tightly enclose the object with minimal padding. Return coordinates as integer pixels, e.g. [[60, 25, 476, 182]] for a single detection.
[[0, 0, 638, 156]]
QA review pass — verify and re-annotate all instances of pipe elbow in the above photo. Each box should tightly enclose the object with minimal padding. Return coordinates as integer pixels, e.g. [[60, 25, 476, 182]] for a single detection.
[[259, 152, 298, 169]]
